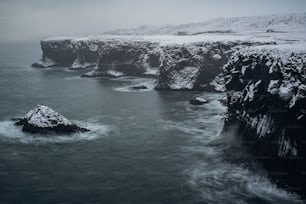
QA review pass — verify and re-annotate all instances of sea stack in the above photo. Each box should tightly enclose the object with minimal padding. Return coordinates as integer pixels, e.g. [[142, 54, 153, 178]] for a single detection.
[[13, 105, 89, 134]]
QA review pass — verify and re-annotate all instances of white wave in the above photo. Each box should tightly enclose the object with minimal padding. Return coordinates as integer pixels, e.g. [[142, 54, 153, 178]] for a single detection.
[[159, 92, 302, 203], [161, 120, 205, 135], [0, 120, 111, 144], [186, 162, 303, 203]]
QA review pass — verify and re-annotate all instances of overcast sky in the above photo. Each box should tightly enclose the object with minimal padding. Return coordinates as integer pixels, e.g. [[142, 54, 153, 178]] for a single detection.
[[0, 0, 306, 41]]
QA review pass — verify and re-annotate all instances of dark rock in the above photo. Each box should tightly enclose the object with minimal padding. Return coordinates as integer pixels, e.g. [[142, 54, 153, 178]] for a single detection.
[[218, 97, 227, 106], [129, 85, 148, 90], [13, 105, 89, 134], [31, 58, 56, 68], [31, 63, 45, 68], [190, 97, 208, 105], [266, 29, 275, 33]]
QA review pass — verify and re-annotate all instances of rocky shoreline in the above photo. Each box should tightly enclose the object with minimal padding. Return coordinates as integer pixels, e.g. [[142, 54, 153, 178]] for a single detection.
[[31, 34, 306, 195]]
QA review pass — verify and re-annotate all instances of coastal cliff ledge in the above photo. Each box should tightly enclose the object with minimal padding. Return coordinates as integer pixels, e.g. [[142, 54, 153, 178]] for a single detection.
[[33, 35, 274, 91]]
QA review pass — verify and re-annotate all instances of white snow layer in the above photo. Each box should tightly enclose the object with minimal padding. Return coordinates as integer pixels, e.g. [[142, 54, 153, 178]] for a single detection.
[[24, 105, 72, 128], [105, 13, 306, 35], [195, 97, 208, 103]]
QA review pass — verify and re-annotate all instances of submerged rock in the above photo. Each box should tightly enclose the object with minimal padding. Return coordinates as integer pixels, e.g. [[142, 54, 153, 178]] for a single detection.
[[129, 85, 148, 90], [13, 105, 89, 134], [190, 97, 209, 105], [31, 58, 56, 68], [31, 63, 46, 68]]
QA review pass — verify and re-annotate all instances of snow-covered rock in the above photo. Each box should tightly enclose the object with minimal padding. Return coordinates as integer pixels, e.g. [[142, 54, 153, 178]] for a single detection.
[[32, 58, 56, 68], [189, 97, 209, 105], [13, 105, 89, 134], [220, 43, 306, 194], [212, 54, 222, 60]]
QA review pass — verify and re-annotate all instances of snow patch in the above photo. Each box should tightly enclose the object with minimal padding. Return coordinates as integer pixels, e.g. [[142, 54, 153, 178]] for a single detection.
[[212, 54, 222, 60], [279, 82, 295, 101], [268, 80, 281, 95], [106, 70, 124, 77], [24, 105, 72, 128], [71, 58, 94, 69]]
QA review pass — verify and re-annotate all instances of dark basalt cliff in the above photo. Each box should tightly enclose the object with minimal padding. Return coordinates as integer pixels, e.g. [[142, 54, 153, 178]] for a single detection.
[[39, 38, 101, 69], [155, 42, 237, 91], [33, 36, 272, 91], [220, 45, 306, 194], [84, 40, 160, 77]]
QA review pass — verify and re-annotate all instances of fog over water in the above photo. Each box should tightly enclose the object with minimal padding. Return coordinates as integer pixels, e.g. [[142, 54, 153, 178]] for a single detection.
[[1, 0, 306, 41]]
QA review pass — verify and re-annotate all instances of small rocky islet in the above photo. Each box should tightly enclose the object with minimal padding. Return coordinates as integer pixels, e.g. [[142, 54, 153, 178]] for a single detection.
[[13, 105, 89, 134]]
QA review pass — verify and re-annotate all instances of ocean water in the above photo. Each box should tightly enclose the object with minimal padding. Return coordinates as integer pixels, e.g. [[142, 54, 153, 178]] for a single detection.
[[0, 41, 303, 204]]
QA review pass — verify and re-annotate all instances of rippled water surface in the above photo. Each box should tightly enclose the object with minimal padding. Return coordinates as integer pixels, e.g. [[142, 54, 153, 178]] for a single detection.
[[0, 42, 303, 204]]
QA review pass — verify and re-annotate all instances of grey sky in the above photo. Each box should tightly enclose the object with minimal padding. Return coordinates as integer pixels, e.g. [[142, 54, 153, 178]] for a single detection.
[[1, 0, 306, 41]]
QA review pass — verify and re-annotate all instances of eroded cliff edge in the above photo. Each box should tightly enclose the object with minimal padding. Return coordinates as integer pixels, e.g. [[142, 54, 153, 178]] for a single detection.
[[220, 44, 306, 194], [33, 36, 273, 91]]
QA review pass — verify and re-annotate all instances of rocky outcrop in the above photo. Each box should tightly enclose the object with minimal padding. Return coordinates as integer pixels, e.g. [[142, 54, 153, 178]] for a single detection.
[[190, 97, 208, 105], [33, 37, 101, 69], [32, 37, 160, 75], [83, 40, 160, 77], [129, 85, 148, 90], [155, 42, 237, 91], [13, 105, 89, 134], [33, 36, 274, 91], [220, 44, 306, 194]]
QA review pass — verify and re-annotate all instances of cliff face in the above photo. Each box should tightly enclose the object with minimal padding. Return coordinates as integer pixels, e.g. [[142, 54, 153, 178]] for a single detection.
[[155, 42, 236, 90], [221, 44, 306, 193], [84, 41, 240, 90], [39, 38, 101, 69], [83, 40, 161, 77], [34, 36, 273, 91]]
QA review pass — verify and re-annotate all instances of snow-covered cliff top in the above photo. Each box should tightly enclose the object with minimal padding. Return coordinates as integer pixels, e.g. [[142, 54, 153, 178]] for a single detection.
[[223, 42, 306, 110], [233, 43, 306, 66], [42, 33, 279, 46]]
